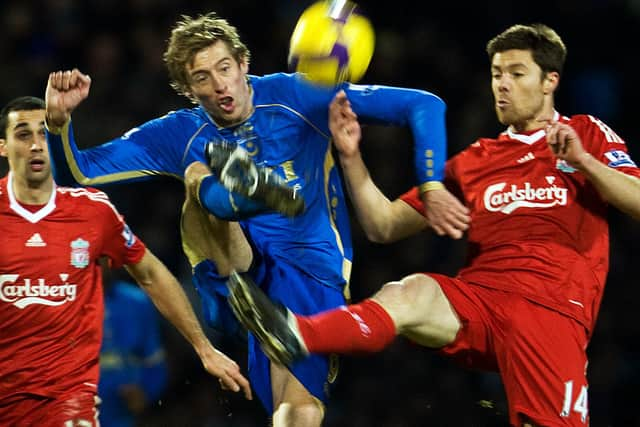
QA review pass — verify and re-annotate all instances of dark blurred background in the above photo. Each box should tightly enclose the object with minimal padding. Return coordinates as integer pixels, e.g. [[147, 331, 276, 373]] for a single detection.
[[2, 0, 639, 425]]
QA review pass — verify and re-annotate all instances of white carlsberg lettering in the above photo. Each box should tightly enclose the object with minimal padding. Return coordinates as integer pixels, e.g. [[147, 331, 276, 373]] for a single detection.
[[484, 182, 568, 214], [0, 274, 78, 309]]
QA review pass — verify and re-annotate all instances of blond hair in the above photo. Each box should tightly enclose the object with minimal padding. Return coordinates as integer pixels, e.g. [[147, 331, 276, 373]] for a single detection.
[[163, 12, 251, 99]]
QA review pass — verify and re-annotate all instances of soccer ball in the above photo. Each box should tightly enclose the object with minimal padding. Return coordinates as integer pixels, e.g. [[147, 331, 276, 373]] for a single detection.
[[288, 0, 375, 86]]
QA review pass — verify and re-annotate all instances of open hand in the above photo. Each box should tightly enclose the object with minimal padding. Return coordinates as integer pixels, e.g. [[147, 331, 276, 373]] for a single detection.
[[200, 345, 252, 400]]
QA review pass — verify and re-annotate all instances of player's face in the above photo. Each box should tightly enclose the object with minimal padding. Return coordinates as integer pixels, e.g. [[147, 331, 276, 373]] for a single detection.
[[186, 41, 252, 127], [0, 109, 51, 186], [491, 49, 554, 132]]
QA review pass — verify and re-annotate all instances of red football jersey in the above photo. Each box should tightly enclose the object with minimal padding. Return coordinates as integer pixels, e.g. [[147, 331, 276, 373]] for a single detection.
[[401, 113, 640, 334], [0, 173, 146, 403]]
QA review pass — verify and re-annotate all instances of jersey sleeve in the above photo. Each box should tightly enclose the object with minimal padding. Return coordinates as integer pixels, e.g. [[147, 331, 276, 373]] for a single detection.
[[575, 115, 640, 179], [45, 113, 188, 187], [399, 187, 424, 214], [344, 83, 447, 186], [398, 158, 460, 215], [89, 189, 147, 268], [287, 74, 448, 186]]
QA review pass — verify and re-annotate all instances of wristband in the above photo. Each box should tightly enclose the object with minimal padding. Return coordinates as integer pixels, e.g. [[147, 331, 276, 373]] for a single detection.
[[419, 181, 445, 193]]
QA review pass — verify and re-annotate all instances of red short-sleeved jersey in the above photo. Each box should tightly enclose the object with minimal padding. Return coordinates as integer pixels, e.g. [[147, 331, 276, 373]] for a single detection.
[[0, 173, 146, 403], [401, 114, 640, 333]]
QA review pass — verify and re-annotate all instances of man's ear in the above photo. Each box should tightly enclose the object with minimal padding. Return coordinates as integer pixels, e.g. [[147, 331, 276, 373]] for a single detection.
[[240, 57, 249, 75], [0, 139, 7, 158], [543, 71, 560, 95]]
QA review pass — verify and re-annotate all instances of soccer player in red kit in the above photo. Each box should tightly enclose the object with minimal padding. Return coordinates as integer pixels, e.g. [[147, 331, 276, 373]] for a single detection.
[[226, 24, 640, 426], [0, 96, 251, 427]]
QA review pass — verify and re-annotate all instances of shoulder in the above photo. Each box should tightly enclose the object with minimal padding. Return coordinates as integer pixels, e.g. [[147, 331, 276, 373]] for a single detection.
[[564, 113, 608, 132], [138, 107, 209, 135], [250, 72, 298, 87], [251, 72, 333, 102], [565, 113, 626, 145], [251, 72, 302, 101], [459, 137, 497, 156], [56, 186, 120, 216]]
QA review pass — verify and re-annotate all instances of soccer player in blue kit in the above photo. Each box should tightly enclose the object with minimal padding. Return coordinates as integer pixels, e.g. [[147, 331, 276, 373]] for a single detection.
[[44, 11, 469, 427]]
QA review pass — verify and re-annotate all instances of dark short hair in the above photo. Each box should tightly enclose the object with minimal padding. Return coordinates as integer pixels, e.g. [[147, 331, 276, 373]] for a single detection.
[[0, 96, 46, 138], [486, 24, 567, 76]]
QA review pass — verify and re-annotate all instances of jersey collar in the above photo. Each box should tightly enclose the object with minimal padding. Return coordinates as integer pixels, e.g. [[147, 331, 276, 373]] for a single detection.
[[506, 111, 560, 145], [7, 172, 57, 223]]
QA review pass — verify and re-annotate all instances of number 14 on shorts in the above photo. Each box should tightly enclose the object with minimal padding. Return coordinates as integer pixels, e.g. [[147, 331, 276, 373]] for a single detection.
[[561, 380, 588, 423]]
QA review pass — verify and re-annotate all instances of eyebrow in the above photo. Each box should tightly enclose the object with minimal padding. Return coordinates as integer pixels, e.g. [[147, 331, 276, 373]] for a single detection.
[[12, 121, 45, 131], [492, 62, 528, 70]]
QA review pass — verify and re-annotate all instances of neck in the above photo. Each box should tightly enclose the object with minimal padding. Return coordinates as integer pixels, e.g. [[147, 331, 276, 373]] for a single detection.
[[512, 100, 556, 133], [11, 173, 53, 205]]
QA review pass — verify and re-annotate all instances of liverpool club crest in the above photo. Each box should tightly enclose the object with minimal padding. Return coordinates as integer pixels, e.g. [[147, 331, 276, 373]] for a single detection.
[[70, 238, 90, 268]]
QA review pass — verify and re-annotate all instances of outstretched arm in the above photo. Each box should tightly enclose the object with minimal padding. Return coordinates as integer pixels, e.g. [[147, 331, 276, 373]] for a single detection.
[[342, 85, 470, 238], [330, 91, 429, 242], [546, 121, 640, 220], [125, 249, 252, 400], [44, 69, 183, 187]]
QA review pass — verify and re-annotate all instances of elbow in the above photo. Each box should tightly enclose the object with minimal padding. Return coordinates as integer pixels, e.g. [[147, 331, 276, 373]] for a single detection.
[[364, 226, 398, 244]]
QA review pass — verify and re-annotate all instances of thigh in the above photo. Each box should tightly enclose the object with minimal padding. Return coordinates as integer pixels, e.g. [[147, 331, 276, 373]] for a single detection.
[[498, 300, 589, 427], [434, 276, 502, 372], [180, 196, 252, 273]]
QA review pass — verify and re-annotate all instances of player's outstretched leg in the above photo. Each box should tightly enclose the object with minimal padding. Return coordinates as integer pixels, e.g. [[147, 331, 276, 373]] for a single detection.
[[205, 141, 305, 217], [226, 271, 307, 366]]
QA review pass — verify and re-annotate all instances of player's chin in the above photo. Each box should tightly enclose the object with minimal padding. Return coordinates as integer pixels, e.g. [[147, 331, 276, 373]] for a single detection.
[[495, 109, 510, 126]]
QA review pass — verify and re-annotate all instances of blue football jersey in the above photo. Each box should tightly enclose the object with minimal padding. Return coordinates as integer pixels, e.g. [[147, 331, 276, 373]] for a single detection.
[[46, 73, 447, 290]]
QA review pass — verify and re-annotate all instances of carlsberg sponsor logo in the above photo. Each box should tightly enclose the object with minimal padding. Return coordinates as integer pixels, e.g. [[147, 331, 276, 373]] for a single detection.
[[0, 274, 77, 309], [484, 182, 568, 214]]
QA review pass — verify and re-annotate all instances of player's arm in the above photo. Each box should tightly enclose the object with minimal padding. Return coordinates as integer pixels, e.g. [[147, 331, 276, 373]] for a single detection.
[[125, 250, 252, 400], [546, 121, 640, 219], [45, 69, 182, 187], [341, 84, 470, 238], [329, 91, 429, 242]]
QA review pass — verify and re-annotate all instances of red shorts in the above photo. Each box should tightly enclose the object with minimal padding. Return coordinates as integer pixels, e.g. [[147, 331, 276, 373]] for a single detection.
[[0, 391, 100, 427], [431, 274, 590, 427]]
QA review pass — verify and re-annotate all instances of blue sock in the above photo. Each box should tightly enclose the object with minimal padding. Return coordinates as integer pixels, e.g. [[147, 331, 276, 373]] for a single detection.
[[198, 175, 267, 220]]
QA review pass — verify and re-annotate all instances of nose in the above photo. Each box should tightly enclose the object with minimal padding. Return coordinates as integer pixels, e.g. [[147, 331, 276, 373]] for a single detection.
[[496, 75, 511, 92], [211, 74, 227, 93], [31, 136, 45, 152]]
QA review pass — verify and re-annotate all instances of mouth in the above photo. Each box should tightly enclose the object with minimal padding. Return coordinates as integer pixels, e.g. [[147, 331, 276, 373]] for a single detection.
[[29, 158, 46, 172], [496, 99, 510, 109], [219, 96, 234, 113]]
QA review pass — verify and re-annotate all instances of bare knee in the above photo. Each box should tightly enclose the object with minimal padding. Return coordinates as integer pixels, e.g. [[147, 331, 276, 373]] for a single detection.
[[271, 364, 324, 427], [272, 402, 323, 427], [373, 273, 460, 348], [184, 161, 211, 199]]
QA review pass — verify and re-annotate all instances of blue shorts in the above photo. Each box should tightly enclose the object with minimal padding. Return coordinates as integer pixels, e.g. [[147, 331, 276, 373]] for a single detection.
[[193, 255, 345, 413]]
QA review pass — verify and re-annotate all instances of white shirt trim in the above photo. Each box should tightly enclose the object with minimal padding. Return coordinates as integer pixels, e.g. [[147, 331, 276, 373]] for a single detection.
[[506, 111, 560, 145], [8, 172, 57, 223]]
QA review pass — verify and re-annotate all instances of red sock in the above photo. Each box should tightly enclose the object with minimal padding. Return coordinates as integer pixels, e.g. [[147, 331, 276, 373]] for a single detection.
[[295, 299, 397, 355]]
